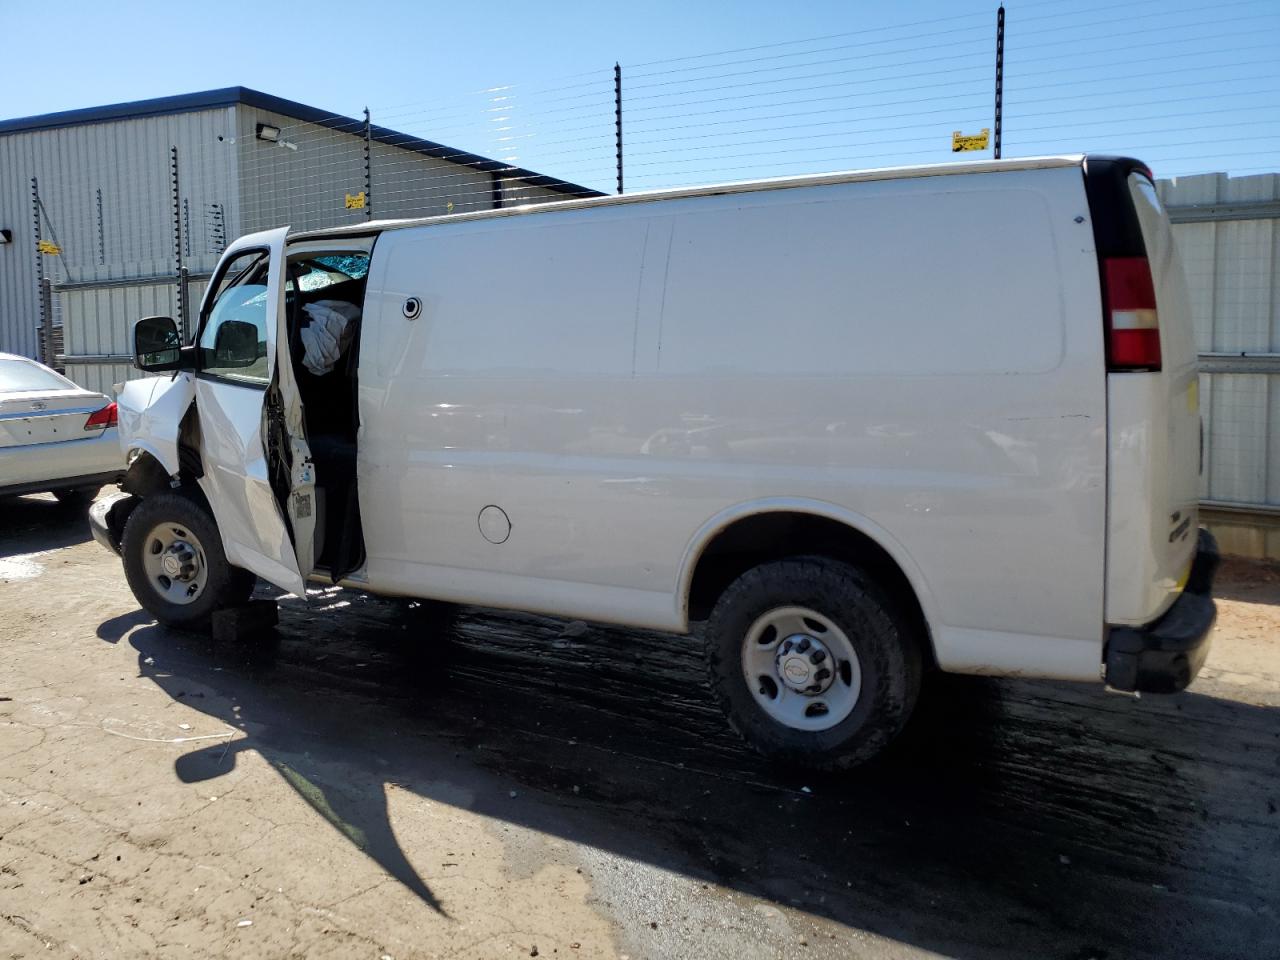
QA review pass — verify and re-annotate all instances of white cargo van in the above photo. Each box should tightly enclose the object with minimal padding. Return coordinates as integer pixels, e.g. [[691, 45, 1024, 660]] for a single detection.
[[91, 154, 1217, 770]]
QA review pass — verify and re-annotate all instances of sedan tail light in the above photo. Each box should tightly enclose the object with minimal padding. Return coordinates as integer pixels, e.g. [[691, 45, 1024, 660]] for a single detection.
[[84, 402, 118, 430]]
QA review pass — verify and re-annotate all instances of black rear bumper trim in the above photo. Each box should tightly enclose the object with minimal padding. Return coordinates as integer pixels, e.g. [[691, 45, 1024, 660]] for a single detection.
[[1104, 529, 1219, 693]]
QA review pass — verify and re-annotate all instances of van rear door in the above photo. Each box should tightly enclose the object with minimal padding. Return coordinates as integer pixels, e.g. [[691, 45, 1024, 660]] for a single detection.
[[1087, 156, 1200, 626]]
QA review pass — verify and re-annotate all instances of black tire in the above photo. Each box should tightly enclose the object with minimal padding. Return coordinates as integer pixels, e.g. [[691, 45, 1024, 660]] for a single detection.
[[53, 486, 96, 506], [121, 491, 257, 629], [704, 556, 923, 771]]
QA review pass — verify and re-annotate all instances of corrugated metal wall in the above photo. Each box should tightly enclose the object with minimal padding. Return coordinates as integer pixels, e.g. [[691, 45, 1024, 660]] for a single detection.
[[237, 105, 372, 236], [1158, 173, 1280, 512], [0, 107, 237, 361], [61, 279, 209, 393], [236, 105, 569, 236], [3, 97, 573, 400]]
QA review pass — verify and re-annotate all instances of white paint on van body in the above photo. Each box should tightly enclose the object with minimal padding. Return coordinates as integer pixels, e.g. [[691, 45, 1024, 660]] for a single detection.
[[357, 165, 1109, 681], [1104, 175, 1201, 626]]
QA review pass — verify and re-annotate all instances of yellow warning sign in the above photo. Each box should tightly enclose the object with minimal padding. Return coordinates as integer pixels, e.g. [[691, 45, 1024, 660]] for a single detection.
[[951, 128, 991, 152], [36, 239, 61, 255], [345, 191, 366, 210]]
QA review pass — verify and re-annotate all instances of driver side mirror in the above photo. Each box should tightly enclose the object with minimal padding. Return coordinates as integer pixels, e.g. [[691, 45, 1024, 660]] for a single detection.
[[212, 319, 261, 368], [133, 316, 182, 372]]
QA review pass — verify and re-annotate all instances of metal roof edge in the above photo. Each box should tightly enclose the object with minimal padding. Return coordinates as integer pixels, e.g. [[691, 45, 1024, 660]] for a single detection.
[[235, 89, 597, 197], [0, 87, 245, 135], [0, 86, 601, 198]]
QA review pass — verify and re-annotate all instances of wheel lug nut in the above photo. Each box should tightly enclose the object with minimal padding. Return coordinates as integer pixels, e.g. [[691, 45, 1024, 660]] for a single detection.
[[797, 638, 810, 652], [815, 667, 831, 681], [810, 650, 826, 664]]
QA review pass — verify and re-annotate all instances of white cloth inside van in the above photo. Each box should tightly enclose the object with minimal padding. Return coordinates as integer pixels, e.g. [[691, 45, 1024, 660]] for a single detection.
[[299, 300, 361, 376]]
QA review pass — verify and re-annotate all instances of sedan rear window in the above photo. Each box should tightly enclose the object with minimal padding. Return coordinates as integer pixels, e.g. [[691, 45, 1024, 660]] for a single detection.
[[0, 358, 74, 393]]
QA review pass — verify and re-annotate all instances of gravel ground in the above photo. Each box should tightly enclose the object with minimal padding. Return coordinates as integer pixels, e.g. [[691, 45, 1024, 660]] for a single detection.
[[1, 489, 1277, 960]]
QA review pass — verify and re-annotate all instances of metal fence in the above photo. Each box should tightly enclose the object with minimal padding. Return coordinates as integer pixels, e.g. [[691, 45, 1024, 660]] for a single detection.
[[1161, 173, 1280, 553]]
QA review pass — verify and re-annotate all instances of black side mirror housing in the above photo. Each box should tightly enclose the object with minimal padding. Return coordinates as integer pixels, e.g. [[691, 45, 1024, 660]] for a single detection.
[[212, 319, 260, 368], [133, 316, 183, 372]]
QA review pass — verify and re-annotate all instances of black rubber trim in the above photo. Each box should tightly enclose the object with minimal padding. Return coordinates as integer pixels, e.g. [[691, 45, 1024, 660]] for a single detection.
[[89, 491, 138, 556], [1082, 155, 1152, 259], [1082, 154, 1158, 372], [1104, 529, 1219, 694]]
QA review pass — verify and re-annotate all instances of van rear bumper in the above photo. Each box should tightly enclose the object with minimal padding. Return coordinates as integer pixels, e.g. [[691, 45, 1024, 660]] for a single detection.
[[1104, 529, 1219, 693]]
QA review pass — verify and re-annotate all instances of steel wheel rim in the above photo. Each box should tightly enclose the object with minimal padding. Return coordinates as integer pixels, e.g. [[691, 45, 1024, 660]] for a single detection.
[[139, 521, 209, 606], [741, 605, 862, 732]]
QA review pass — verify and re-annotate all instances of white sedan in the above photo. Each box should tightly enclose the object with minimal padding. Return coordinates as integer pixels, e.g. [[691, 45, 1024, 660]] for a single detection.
[[0, 352, 124, 504]]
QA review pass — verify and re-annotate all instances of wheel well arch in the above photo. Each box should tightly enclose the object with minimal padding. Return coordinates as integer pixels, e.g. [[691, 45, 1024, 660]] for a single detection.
[[122, 402, 205, 499], [682, 506, 935, 662], [121, 449, 172, 497]]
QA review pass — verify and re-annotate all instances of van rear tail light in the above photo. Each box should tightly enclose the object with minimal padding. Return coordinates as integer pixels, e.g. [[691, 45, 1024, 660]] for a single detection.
[[1104, 256, 1162, 371], [84, 402, 118, 430]]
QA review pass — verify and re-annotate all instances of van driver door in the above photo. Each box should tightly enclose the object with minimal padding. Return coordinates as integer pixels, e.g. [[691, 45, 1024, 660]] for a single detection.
[[192, 227, 316, 595]]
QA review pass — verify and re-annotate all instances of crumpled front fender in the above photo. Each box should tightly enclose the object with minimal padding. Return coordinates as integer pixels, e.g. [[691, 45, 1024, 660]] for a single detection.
[[116, 374, 196, 478]]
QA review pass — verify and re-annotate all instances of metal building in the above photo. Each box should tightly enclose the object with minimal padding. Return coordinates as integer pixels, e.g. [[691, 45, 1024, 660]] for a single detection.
[[0, 87, 599, 389], [1160, 173, 1280, 558]]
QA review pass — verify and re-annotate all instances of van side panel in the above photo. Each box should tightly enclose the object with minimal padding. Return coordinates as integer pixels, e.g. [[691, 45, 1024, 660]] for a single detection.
[[359, 166, 1109, 680], [358, 213, 677, 626]]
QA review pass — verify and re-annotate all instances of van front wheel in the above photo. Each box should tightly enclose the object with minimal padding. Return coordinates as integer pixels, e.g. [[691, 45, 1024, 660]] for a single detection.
[[121, 491, 256, 629], [704, 557, 921, 771]]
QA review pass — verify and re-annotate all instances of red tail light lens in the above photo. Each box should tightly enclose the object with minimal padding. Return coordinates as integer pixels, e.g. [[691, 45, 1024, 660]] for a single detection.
[[84, 402, 118, 430], [1104, 256, 1161, 371]]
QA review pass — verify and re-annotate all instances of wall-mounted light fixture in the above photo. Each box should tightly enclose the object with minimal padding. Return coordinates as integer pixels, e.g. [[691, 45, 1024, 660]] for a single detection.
[[256, 123, 281, 143], [0, 229, 12, 244]]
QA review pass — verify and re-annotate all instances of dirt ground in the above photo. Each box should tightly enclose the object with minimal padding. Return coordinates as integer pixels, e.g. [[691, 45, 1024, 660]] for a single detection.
[[2, 490, 1278, 960]]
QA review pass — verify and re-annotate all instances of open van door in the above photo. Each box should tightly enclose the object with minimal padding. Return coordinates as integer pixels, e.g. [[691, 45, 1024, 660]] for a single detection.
[[192, 227, 316, 595]]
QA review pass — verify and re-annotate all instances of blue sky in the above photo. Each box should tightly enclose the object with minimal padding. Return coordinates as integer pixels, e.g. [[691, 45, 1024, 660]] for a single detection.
[[5, 0, 1278, 192]]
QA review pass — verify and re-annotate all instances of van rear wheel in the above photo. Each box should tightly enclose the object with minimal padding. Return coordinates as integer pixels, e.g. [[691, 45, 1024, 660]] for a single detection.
[[121, 491, 256, 629], [703, 557, 922, 771]]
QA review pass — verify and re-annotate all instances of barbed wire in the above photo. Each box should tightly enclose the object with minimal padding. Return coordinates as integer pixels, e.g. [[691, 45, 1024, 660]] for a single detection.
[[18, 0, 1280, 282]]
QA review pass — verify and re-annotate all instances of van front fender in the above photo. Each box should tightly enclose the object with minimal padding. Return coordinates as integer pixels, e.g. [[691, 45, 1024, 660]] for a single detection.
[[116, 374, 196, 480]]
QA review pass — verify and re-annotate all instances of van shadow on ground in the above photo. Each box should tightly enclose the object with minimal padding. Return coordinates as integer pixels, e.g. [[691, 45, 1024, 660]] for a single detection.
[[96, 591, 1280, 960]]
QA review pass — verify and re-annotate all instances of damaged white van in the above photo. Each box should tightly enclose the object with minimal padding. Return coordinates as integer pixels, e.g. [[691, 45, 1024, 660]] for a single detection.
[[91, 155, 1218, 770]]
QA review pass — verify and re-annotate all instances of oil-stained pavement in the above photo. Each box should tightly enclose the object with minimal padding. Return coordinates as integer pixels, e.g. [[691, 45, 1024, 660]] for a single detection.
[[2, 491, 1278, 959]]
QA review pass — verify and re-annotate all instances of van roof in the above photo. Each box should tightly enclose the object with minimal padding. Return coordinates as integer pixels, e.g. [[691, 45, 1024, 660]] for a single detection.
[[289, 154, 1086, 242]]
